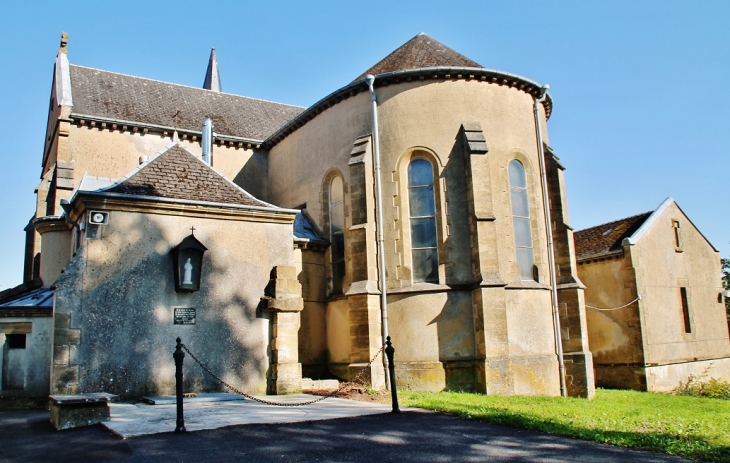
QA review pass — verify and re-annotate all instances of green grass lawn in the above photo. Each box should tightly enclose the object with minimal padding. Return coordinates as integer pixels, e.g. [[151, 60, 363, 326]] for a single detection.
[[399, 389, 730, 462]]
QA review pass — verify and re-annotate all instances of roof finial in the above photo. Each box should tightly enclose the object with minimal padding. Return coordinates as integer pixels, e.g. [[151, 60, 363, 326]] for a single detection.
[[59, 31, 68, 55], [172, 108, 180, 142], [203, 48, 222, 92]]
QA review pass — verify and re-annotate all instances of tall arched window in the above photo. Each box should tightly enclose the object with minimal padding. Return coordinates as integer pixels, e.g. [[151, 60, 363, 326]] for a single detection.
[[329, 176, 345, 294], [509, 160, 534, 280], [408, 159, 438, 283]]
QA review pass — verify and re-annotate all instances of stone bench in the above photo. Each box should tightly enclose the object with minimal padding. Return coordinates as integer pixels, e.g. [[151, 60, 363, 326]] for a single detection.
[[49, 393, 118, 430]]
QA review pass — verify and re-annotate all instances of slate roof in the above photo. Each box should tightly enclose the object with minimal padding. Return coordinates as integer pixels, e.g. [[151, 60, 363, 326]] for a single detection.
[[105, 144, 272, 208], [574, 212, 652, 261], [69, 65, 304, 141], [355, 33, 483, 81], [0, 288, 54, 309], [293, 212, 327, 243]]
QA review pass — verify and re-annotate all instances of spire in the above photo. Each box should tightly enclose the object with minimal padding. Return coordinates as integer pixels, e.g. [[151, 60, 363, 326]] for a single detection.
[[203, 48, 222, 92]]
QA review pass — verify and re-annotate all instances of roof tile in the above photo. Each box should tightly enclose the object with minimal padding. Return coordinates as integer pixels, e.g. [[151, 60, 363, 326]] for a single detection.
[[70, 65, 303, 141], [355, 33, 482, 81], [107, 144, 270, 208], [574, 212, 652, 261]]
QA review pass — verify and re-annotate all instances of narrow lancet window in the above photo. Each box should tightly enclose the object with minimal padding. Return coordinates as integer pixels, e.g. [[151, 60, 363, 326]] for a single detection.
[[509, 160, 535, 280], [408, 159, 438, 283], [680, 287, 691, 333], [329, 177, 345, 294]]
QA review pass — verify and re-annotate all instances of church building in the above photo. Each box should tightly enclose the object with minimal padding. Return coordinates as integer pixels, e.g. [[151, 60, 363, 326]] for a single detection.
[[2, 32, 597, 402]]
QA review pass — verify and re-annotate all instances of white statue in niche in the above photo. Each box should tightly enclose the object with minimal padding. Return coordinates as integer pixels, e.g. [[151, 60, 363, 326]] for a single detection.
[[182, 258, 193, 285]]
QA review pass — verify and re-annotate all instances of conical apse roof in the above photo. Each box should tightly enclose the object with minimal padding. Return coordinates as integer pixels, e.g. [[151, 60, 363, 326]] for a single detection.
[[355, 33, 482, 81]]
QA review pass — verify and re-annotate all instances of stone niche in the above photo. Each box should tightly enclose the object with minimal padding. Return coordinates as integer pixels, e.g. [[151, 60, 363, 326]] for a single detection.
[[260, 266, 304, 394]]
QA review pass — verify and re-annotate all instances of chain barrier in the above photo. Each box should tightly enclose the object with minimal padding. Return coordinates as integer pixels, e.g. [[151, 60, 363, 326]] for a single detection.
[[585, 295, 641, 311], [181, 343, 384, 407]]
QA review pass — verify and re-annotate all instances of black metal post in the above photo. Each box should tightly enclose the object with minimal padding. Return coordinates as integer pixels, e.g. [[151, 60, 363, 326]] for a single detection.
[[174, 337, 186, 432], [384, 336, 400, 413]]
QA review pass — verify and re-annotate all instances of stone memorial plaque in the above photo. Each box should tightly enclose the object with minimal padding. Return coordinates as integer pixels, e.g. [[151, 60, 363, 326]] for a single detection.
[[174, 308, 196, 325]]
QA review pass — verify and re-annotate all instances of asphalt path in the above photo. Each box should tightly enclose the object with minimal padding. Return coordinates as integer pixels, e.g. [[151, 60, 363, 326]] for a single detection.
[[0, 408, 688, 462]]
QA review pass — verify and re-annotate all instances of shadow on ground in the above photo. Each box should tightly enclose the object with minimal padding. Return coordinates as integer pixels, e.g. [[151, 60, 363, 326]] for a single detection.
[[0, 409, 693, 462]]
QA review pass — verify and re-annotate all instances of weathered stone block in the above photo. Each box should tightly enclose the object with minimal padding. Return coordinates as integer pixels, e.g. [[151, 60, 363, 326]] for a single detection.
[[54, 328, 80, 346], [54, 312, 71, 329], [54, 346, 69, 365], [270, 266, 297, 280], [263, 296, 303, 312], [49, 393, 117, 430], [267, 363, 302, 395], [52, 366, 79, 393]]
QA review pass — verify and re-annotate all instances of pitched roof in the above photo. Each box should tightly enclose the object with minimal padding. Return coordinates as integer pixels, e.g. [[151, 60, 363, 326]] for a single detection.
[[574, 212, 652, 261], [104, 143, 272, 208], [293, 212, 327, 243], [355, 33, 483, 81], [69, 65, 303, 141]]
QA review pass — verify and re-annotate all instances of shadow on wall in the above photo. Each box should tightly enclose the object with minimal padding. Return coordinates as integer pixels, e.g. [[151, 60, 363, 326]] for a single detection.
[[233, 151, 269, 202], [55, 212, 272, 399]]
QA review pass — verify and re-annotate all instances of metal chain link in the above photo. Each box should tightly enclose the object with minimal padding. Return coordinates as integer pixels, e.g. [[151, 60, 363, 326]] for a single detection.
[[181, 343, 383, 407]]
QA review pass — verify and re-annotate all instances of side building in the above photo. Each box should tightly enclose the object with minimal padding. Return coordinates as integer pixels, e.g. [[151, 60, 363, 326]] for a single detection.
[[575, 197, 730, 391]]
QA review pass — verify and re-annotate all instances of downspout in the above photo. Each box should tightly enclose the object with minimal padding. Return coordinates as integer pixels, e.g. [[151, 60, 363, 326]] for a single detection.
[[59, 199, 80, 255], [534, 85, 567, 397], [202, 118, 213, 165], [364, 75, 390, 376]]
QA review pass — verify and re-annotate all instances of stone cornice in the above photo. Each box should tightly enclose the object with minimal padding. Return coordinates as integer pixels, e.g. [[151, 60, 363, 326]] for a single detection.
[[71, 192, 297, 224], [34, 216, 71, 235], [70, 113, 264, 149], [263, 67, 553, 150]]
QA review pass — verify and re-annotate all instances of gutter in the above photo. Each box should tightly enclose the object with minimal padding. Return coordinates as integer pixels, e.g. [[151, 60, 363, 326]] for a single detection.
[[263, 67, 553, 150], [71, 113, 265, 146]]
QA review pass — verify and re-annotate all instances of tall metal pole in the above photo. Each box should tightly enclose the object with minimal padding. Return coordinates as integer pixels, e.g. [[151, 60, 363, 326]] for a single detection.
[[364, 75, 398, 411], [534, 86, 567, 397], [174, 337, 186, 432]]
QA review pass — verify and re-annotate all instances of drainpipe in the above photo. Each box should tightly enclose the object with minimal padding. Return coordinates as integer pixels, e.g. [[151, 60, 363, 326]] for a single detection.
[[364, 75, 390, 374], [534, 85, 567, 397], [202, 118, 213, 165], [59, 199, 80, 255]]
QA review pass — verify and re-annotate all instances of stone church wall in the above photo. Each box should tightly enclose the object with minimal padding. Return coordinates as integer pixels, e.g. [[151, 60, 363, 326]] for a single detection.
[[51, 207, 294, 398], [267, 79, 572, 395]]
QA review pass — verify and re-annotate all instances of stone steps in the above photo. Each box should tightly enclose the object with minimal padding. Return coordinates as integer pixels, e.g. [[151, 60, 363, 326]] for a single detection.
[[301, 378, 340, 390]]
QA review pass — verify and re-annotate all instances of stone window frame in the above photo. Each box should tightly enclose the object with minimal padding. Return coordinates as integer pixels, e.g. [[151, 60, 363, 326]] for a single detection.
[[672, 220, 683, 252], [320, 168, 347, 296], [506, 151, 545, 283], [393, 148, 447, 287]]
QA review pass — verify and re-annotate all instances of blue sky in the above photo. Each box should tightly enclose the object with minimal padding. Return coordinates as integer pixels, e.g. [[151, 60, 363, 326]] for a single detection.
[[0, 1, 727, 289]]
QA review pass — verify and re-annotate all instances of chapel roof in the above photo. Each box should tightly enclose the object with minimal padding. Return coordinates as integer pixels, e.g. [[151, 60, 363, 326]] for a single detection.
[[573, 212, 652, 261], [104, 143, 272, 208], [293, 212, 327, 243], [69, 65, 304, 142], [355, 32, 483, 81]]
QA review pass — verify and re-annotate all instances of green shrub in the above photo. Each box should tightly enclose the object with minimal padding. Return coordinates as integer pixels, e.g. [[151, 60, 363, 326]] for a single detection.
[[674, 366, 730, 400]]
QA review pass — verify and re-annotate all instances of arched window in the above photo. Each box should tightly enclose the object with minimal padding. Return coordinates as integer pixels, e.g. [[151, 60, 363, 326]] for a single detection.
[[408, 159, 438, 283], [509, 160, 534, 280], [329, 176, 345, 294]]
